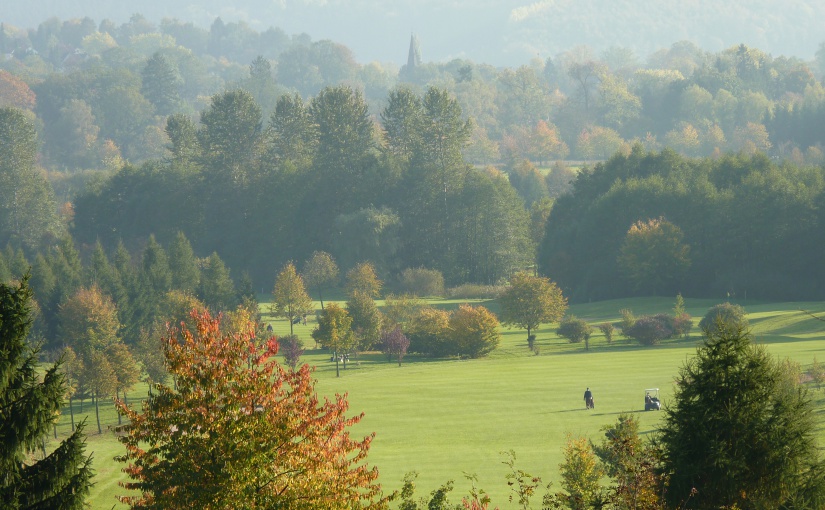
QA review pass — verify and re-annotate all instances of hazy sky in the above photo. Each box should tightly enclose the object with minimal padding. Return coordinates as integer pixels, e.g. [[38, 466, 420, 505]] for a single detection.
[[4, 1, 824, 66]]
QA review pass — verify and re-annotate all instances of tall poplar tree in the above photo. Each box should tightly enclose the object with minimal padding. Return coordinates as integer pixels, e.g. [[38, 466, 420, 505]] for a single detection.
[[0, 277, 93, 507]]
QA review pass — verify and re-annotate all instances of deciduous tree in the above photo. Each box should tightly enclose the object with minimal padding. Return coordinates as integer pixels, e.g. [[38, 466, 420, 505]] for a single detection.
[[59, 285, 121, 355], [380, 326, 410, 366], [85, 349, 117, 434], [559, 435, 604, 510], [448, 304, 500, 358], [301, 250, 338, 310], [0, 107, 64, 250], [346, 290, 382, 352], [311, 303, 356, 377], [271, 261, 313, 335], [617, 217, 691, 296], [116, 310, 383, 508], [593, 414, 663, 510], [498, 271, 568, 342], [345, 261, 383, 299]]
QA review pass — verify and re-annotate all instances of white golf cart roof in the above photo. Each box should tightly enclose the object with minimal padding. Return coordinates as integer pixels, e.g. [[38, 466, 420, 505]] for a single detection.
[[645, 388, 659, 392]]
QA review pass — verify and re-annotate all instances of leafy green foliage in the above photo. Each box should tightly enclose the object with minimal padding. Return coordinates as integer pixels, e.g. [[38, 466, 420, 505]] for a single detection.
[[0, 107, 64, 251], [399, 267, 445, 297], [623, 313, 674, 346], [499, 271, 568, 342], [698, 302, 749, 336], [346, 290, 382, 351], [558, 435, 603, 510], [271, 261, 313, 336], [311, 303, 356, 377], [593, 414, 664, 509], [301, 251, 338, 309], [617, 216, 691, 295], [598, 322, 614, 344], [556, 315, 593, 348], [406, 306, 451, 358], [345, 261, 383, 299]]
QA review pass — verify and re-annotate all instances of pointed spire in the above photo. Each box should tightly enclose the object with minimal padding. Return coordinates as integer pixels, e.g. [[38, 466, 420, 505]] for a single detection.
[[407, 33, 421, 68]]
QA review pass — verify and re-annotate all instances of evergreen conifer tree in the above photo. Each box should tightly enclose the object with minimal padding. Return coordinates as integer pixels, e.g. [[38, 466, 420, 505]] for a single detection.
[[167, 232, 199, 294], [659, 322, 825, 508], [0, 277, 93, 507]]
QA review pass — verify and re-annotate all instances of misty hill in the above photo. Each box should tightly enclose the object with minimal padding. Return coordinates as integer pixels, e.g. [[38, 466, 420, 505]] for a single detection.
[[3, 0, 824, 66]]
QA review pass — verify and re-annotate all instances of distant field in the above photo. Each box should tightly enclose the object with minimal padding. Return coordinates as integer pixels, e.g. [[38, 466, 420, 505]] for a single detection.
[[47, 296, 825, 508]]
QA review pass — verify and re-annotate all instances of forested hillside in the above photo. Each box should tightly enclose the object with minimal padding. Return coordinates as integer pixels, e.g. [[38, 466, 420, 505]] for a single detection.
[[0, 13, 825, 353], [3, 1, 825, 65]]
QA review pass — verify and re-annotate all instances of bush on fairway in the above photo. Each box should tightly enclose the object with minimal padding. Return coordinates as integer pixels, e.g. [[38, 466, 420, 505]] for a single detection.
[[623, 313, 675, 346], [698, 302, 748, 335]]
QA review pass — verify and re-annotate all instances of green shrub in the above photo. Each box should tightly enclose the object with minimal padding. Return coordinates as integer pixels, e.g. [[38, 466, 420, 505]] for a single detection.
[[598, 322, 615, 344], [619, 309, 636, 338], [446, 283, 505, 299], [557, 315, 593, 349], [398, 267, 446, 297], [624, 314, 674, 346], [698, 302, 748, 336], [672, 313, 693, 338]]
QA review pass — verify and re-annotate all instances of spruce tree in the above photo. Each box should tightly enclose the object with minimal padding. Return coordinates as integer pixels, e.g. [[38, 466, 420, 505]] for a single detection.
[[167, 231, 199, 294], [659, 323, 825, 509], [198, 252, 236, 312], [0, 277, 93, 507], [141, 52, 181, 116]]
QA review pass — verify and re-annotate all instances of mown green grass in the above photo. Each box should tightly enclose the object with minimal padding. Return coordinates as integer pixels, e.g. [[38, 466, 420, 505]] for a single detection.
[[47, 296, 825, 508]]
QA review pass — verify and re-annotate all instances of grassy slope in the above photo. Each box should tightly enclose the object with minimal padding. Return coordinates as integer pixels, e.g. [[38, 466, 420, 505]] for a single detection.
[[47, 296, 825, 508]]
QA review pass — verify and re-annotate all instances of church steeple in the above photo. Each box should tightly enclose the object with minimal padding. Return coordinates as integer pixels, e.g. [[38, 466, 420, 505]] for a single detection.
[[407, 33, 421, 68]]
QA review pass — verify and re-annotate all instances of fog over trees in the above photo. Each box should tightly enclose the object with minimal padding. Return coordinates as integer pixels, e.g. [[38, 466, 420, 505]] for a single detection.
[[3, 1, 825, 65]]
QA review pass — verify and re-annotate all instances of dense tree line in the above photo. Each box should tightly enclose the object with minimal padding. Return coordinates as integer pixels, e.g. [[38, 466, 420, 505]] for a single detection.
[[71, 86, 533, 287], [539, 146, 825, 301]]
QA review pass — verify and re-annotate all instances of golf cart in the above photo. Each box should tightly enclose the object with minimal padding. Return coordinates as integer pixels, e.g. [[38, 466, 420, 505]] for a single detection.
[[644, 388, 661, 411]]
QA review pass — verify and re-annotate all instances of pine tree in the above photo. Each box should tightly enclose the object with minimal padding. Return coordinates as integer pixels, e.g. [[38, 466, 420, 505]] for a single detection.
[[0, 277, 93, 507]]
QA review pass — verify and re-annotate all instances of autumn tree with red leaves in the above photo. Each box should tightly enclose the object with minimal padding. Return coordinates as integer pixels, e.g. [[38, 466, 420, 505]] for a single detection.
[[116, 310, 384, 509]]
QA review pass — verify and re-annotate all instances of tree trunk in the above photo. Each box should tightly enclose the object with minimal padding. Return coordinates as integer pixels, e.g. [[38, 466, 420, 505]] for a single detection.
[[94, 394, 102, 434], [69, 395, 75, 431], [318, 287, 325, 310], [335, 354, 340, 378], [116, 389, 122, 425]]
